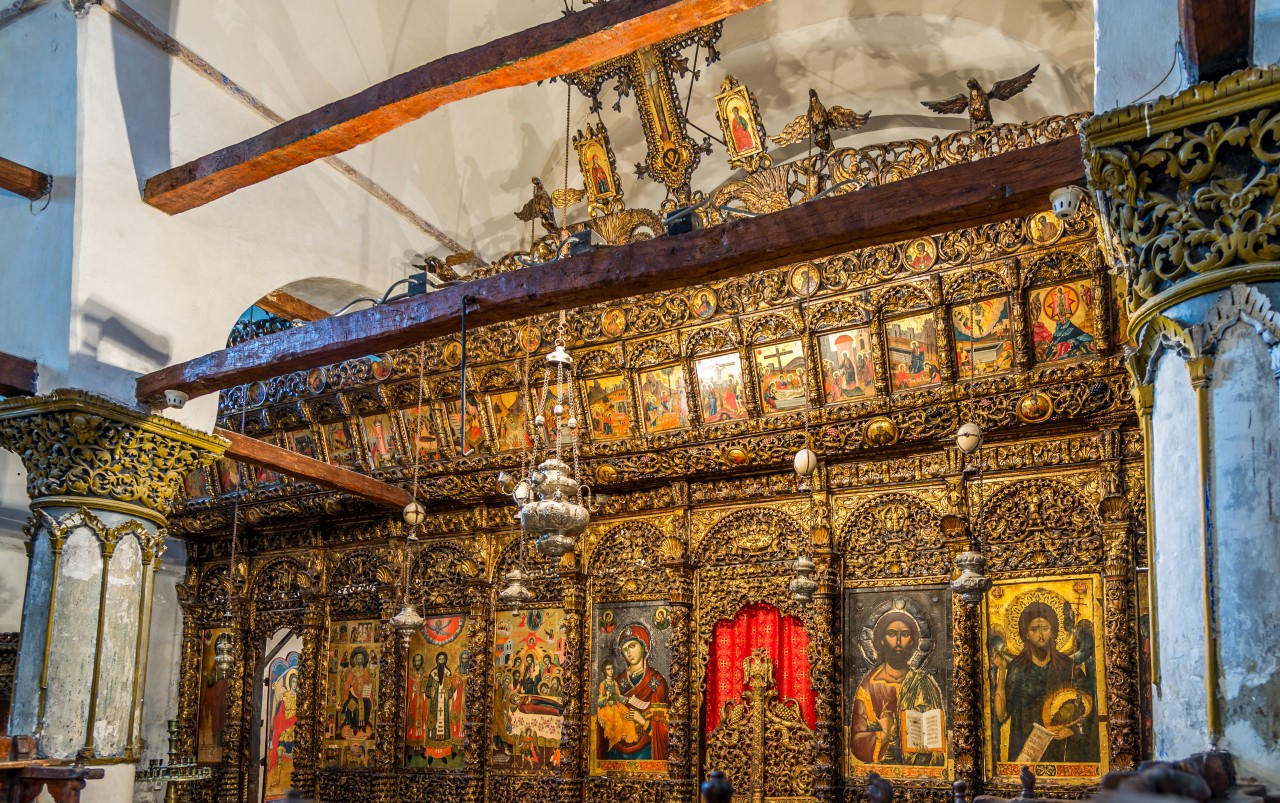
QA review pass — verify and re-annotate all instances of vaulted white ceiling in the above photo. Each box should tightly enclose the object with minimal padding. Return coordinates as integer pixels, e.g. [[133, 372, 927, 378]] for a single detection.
[[127, 0, 1094, 266]]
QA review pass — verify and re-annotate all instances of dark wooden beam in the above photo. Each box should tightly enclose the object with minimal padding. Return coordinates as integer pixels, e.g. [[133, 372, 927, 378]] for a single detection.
[[1179, 0, 1254, 83], [0, 351, 37, 397], [137, 137, 1085, 404], [0, 155, 51, 201], [216, 427, 413, 509], [142, 0, 770, 214], [255, 290, 329, 322]]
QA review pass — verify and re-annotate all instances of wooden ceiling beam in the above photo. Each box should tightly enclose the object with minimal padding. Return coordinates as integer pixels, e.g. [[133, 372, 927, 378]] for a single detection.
[[136, 137, 1086, 405], [142, 0, 771, 214], [1179, 0, 1254, 83], [0, 350, 37, 397], [215, 427, 413, 509], [254, 290, 330, 322], [0, 155, 51, 201]]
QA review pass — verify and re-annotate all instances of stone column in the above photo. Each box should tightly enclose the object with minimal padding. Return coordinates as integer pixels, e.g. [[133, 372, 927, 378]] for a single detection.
[[1084, 66, 1280, 785], [0, 390, 223, 794]]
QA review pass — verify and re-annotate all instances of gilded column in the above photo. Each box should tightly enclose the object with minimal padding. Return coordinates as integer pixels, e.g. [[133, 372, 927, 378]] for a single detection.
[[557, 563, 587, 803], [173, 574, 204, 803], [372, 587, 399, 803], [218, 591, 248, 803], [945, 460, 985, 796], [663, 480, 696, 803], [1084, 66, 1280, 784], [290, 591, 327, 802], [462, 580, 491, 803], [0, 389, 224, 769], [805, 480, 839, 803]]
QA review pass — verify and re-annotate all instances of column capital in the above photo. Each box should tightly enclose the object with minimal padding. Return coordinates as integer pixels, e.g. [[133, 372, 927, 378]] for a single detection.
[[0, 389, 227, 525], [1084, 65, 1280, 335]]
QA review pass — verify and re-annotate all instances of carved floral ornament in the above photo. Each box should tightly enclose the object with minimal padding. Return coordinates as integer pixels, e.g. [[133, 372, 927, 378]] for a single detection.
[[0, 389, 225, 521], [1083, 66, 1280, 325]]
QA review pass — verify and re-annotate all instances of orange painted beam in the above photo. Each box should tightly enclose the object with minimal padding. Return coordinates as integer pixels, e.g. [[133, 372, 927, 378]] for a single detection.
[[0, 155, 51, 201], [136, 138, 1085, 405], [255, 290, 329, 322], [142, 0, 770, 214]]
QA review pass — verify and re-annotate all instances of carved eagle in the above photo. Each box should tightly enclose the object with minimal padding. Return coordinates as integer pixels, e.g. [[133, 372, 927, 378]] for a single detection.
[[770, 88, 870, 152], [921, 65, 1039, 130], [515, 176, 558, 234]]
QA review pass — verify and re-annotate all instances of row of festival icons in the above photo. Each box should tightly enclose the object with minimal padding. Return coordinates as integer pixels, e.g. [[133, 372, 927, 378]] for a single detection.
[[192, 278, 1099, 500]]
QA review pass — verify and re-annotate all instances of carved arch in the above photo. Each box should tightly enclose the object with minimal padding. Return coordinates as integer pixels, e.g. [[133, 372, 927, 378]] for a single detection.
[[251, 556, 306, 609], [1197, 282, 1280, 353], [410, 542, 481, 607], [1021, 249, 1091, 286], [841, 492, 948, 578], [980, 477, 1103, 571], [197, 563, 232, 613], [684, 326, 738, 358], [694, 506, 804, 566], [1127, 314, 1198, 387], [743, 312, 800, 345]]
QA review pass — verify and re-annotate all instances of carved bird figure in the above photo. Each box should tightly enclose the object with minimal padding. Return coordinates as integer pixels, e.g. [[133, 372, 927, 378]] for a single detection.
[[921, 65, 1039, 130], [770, 88, 870, 152], [515, 177, 558, 234]]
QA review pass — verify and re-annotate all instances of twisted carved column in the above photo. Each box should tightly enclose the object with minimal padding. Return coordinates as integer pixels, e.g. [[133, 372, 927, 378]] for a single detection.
[[219, 598, 249, 803], [1100, 496, 1138, 771], [173, 586, 205, 803], [558, 565, 587, 803], [950, 597, 983, 796], [461, 589, 491, 803], [0, 390, 224, 766], [664, 557, 696, 803], [809, 547, 839, 803], [372, 588, 400, 803], [291, 592, 327, 802]]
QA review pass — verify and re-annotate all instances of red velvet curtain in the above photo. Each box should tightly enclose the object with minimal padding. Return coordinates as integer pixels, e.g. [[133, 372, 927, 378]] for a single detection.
[[705, 602, 815, 733]]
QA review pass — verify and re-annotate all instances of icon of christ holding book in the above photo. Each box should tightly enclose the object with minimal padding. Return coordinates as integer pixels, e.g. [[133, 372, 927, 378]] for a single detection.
[[850, 610, 946, 766]]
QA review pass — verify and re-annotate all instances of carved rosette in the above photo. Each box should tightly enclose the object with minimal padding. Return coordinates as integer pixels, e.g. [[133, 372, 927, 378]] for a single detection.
[[1083, 66, 1280, 327], [0, 389, 226, 522]]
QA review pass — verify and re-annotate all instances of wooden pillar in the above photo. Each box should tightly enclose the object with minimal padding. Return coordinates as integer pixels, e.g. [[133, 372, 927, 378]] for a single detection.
[[372, 588, 400, 803], [290, 592, 327, 802], [807, 479, 840, 803], [1100, 485, 1138, 771], [218, 596, 248, 803], [558, 564, 587, 803], [462, 585, 491, 802], [173, 581, 204, 803]]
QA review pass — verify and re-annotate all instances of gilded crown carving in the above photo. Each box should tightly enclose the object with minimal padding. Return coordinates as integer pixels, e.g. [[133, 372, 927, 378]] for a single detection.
[[1084, 66, 1280, 327], [0, 389, 227, 521]]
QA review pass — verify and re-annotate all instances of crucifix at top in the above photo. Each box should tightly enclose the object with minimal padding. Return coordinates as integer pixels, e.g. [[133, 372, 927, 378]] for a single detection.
[[565, 24, 723, 211]]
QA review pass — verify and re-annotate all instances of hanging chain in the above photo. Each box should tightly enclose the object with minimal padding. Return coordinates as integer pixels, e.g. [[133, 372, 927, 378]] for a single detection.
[[561, 81, 572, 232], [225, 384, 249, 621], [964, 258, 985, 548]]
